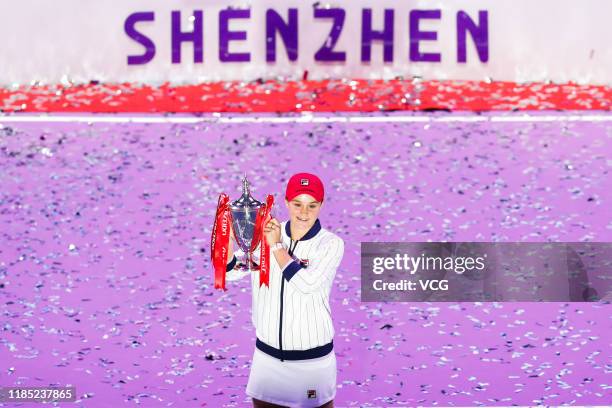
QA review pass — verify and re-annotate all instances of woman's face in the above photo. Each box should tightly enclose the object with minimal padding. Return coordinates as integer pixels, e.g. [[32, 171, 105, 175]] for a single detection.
[[285, 194, 322, 232]]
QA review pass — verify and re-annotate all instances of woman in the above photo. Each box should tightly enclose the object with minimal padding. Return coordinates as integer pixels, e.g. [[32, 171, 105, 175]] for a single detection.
[[226, 172, 344, 408]]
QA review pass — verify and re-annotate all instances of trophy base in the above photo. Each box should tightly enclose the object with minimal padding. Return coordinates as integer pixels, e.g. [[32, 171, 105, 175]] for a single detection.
[[235, 260, 260, 272]]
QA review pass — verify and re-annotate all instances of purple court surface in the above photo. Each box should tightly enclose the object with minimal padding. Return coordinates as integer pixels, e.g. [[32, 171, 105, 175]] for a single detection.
[[0, 112, 610, 407]]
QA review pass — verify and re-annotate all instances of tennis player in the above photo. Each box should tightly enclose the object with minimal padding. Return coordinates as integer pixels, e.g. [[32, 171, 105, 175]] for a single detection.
[[226, 172, 344, 407]]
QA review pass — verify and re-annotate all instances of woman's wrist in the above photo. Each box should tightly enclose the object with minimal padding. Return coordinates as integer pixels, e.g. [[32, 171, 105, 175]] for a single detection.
[[270, 242, 285, 252]]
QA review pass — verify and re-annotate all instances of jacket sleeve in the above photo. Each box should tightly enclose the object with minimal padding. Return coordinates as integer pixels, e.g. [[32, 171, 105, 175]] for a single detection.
[[226, 255, 237, 272], [282, 236, 344, 294]]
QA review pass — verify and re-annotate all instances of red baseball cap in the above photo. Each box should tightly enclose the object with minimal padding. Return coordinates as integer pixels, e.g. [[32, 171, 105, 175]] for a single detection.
[[285, 173, 325, 202]]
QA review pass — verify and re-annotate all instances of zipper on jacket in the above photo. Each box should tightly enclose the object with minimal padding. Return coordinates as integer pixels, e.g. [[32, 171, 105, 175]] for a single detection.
[[279, 239, 298, 362]]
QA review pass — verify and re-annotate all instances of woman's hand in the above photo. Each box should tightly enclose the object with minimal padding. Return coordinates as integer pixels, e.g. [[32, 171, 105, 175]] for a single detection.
[[263, 216, 282, 245]]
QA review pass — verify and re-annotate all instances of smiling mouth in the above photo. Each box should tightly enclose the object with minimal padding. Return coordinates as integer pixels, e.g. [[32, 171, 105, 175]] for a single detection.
[[297, 217, 309, 222]]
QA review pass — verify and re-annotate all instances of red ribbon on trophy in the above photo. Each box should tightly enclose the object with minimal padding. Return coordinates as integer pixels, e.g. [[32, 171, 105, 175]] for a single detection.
[[211, 193, 231, 290], [252, 194, 275, 287], [211, 177, 274, 290]]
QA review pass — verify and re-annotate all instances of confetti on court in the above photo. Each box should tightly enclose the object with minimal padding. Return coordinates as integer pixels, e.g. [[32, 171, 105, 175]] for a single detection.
[[1, 112, 610, 406]]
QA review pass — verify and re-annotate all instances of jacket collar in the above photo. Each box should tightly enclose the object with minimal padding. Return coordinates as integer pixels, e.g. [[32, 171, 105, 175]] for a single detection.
[[285, 219, 321, 241]]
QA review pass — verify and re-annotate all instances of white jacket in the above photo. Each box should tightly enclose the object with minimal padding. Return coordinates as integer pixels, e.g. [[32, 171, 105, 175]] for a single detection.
[[229, 219, 344, 356]]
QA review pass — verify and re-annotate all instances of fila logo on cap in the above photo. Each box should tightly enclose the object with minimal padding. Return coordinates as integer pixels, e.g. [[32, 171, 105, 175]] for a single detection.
[[300, 178, 309, 186], [307, 389, 317, 399]]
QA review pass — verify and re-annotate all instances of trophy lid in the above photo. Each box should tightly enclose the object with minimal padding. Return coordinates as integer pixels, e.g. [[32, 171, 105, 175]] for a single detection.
[[230, 176, 263, 210]]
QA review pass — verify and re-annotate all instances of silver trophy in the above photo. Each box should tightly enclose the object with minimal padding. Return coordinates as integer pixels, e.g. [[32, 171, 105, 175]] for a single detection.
[[229, 177, 265, 272]]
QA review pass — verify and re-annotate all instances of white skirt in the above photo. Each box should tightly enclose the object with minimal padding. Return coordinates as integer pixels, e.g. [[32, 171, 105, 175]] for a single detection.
[[246, 348, 337, 407]]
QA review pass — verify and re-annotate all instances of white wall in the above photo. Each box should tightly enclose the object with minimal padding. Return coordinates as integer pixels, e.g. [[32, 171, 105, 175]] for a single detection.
[[0, 0, 609, 85]]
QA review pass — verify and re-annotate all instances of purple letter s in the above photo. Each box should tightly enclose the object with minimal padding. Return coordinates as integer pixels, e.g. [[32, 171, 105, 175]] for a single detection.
[[125, 12, 155, 65]]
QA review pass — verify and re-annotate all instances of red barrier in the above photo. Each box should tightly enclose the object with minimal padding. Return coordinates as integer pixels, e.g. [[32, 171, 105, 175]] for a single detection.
[[1, 80, 609, 112]]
